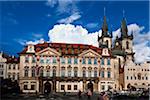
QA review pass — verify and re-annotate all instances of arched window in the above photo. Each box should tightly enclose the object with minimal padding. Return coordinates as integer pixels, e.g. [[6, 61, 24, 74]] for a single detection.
[[107, 71, 111, 78], [40, 68, 43, 77], [24, 66, 29, 77], [74, 67, 78, 77], [101, 71, 104, 78], [68, 67, 72, 77], [61, 67, 65, 77], [12, 73, 15, 80], [106, 40, 109, 47], [137, 73, 141, 80], [31, 66, 36, 77], [88, 70, 92, 77], [83, 70, 86, 77], [94, 70, 97, 77], [126, 41, 129, 49], [53, 68, 56, 77]]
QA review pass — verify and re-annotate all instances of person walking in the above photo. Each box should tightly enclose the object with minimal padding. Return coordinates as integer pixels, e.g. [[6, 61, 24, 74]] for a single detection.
[[87, 89, 92, 100], [78, 90, 82, 99]]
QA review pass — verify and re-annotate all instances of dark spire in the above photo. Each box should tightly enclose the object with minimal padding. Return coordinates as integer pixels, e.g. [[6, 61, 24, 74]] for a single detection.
[[121, 17, 128, 38], [102, 16, 108, 36]]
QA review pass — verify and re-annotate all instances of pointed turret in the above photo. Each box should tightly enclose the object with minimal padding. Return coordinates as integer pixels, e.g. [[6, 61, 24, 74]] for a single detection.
[[102, 16, 109, 37], [121, 18, 128, 38]]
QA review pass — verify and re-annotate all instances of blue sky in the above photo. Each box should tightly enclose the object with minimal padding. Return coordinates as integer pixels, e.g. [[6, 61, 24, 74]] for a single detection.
[[0, 0, 150, 62]]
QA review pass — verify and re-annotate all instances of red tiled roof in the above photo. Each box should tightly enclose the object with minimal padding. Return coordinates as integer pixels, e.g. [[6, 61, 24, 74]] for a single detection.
[[19, 42, 103, 56]]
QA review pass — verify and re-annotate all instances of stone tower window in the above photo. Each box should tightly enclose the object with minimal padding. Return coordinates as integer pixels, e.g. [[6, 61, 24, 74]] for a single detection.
[[126, 41, 129, 49]]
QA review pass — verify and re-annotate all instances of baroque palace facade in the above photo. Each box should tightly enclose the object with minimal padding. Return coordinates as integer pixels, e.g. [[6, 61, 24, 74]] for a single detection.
[[0, 16, 150, 93]]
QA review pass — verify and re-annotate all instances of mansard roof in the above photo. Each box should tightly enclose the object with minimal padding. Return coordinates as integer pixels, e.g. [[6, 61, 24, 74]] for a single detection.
[[19, 42, 112, 57]]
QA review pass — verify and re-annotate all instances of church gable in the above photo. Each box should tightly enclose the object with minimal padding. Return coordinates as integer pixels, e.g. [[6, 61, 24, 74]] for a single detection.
[[36, 47, 61, 56], [79, 49, 101, 57]]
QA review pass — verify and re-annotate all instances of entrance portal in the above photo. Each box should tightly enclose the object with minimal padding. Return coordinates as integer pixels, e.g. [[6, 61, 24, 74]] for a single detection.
[[44, 81, 51, 94], [87, 81, 93, 92]]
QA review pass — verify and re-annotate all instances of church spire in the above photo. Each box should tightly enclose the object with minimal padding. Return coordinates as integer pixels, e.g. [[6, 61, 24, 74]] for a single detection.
[[101, 7, 108, 37], [121, 10, 128, 39]]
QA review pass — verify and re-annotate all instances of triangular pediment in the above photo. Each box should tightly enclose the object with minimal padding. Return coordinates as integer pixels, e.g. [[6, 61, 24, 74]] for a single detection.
[[79, 49, 101, 57], [36, 47, 61, 56]]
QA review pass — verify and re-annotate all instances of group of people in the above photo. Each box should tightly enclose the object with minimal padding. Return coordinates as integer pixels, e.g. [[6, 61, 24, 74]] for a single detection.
[[78, 89, 109, 100]]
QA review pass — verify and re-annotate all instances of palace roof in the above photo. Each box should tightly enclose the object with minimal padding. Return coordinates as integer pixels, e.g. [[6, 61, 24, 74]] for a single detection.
[[19, 42, 111, 56]]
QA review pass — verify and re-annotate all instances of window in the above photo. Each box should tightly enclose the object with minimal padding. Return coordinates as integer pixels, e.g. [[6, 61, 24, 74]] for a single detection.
[[126, 41, 129, 49], [0, 70, 3, 75], [138, 73, 141, 80], [107, 71, 111, 78], [68, 70, 71, 77], [74, 85, 77, 90], [107, 58, 111, 65], [101, 71, 104, 78], [53, 69, 56, 77], [94, 58, 97, 65], [25, 56, 29, 63], [8, 64, 11, 69], [68, 58, 72, 64], [101, 58, 104, 65], [24, 85, 28, 90], [13, 64, 15, 70], [61, 67, 65, 77], [88, 70, 91, 77], [131, 76, 132, 80], [53, 57, 57, 64], [146, 77, 148, 80], [32, 67, 36, 77], [127, 76, 128, 80], [31, 85, 35, 90], [74, 70, 78, 77], [83, 70, 86, 77], [82, 58, 86, 64], [12, 73, 15, 80], [101, 85, 105, 90], [46, 70, 50, 77], [134, 77, 136, 80], [88, 58, 92, 64], [61, 85, 65, 90], [106, 40, 109, 47], [40, 69, 43, 77], [46, 58, 50, 64], [68, 85, 71, 90], [32, 56, 36, 63], [94, 70, 97, 77], [24, 66, 29, 77], [40, 58, 44, 64], [61, 57, 65, 64], [74, 58, 78, 64]]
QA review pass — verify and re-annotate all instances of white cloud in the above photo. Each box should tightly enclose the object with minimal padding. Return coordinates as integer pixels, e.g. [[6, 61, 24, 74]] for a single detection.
[[86, 23, 99, 29], [48, 23, 150, 63], [23, 23, 149, 63], [26, 38, 45, 45], [48, 24, 101, 47], [57, 12, 81, 24], [32, 33, 43, 38], [46, 0, 78, 14]]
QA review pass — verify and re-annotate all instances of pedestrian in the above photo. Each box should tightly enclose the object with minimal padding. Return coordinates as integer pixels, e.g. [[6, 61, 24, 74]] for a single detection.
[[103, 92, 109, 100], [87, 89, 92, 100], [97, 92, 104, 100], [63, 89, 66, 96], [78, 90, 82, 99]]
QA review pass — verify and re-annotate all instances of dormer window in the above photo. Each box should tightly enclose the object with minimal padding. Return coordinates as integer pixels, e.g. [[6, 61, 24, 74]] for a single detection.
[[82, 58, 86, 64], [88, 58, 92, 64]]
